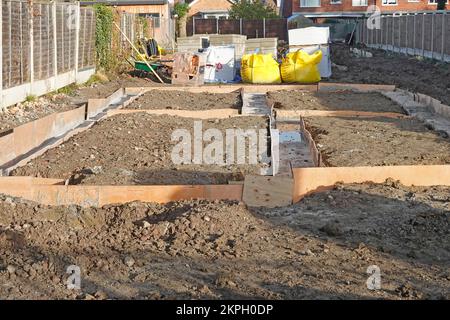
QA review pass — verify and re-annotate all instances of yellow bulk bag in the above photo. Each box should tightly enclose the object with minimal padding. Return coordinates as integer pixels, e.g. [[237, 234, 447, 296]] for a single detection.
[[241, 53, 281, 84], [281, 50, 322, 83]]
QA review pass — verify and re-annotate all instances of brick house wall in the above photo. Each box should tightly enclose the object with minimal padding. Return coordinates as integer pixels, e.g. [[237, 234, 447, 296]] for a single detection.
[[288, 0, 446, 16]]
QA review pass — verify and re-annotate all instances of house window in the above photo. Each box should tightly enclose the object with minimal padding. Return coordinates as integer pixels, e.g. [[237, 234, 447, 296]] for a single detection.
[[428, 0, 449, 3], [330, 0, 342, 4], [139, 13, 160, 28], [300, 0, 321, 7], [352, 0, 368, 6], [382, 0, 398, 5], [204, 14, 229, 19]]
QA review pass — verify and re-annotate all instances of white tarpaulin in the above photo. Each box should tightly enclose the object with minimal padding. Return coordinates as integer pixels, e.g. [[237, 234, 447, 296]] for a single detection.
[[204, 46, 236, 83], [288, 27, 332, 78], [288, 27, 330, 46]]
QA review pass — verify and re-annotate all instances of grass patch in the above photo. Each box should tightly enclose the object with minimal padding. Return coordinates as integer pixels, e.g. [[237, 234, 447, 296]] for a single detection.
[[84, 73, 109, 86], [56, 83, 79, 96], [25, 94, 37, 102]]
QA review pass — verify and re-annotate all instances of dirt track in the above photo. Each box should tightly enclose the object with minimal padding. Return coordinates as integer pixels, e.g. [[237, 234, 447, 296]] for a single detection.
[[329, 43, 450, 105], [12, 114, 268, 185], [305, 116, 450, 167], [268, 90, 404, 113], [0, 181, 448, 300], [126, 90, 242, 110]]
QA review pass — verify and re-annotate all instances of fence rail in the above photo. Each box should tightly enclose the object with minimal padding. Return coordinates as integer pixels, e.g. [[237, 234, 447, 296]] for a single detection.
[[1, 0, 96, 110], [356, 11, 450, 62], [187, 18, 288, 41]]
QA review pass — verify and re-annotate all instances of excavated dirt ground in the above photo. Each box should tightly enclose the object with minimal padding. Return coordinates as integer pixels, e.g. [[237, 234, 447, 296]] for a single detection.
[[0, 74, 155, 133], [126, 90, 242, 110], [0, 95, 75, 133], [268, 91, 404, 113], [304, 116, 450, 167], [12, 114, 268, 185], [329, 43, 450, 106], [0, 181, 448, 300], [61, 75, 159, 106]]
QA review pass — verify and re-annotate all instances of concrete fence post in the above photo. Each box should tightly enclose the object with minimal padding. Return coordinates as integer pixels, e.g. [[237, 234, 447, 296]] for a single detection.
[[380, 16, 383, 48], [192, 17, 195, 35], [422, 13, 425, 57], [431, 13, 435, 59], [366, 17, 369, 45], [413, 13, 416, 56], [399, 15, 402, 53], [442, 12, 447, 61], [263, 18, 266, 38], [240, 18, 242, 35], [53, 1, 57, 80], [405, 15, 408, 54], [391, 16, 394, 51], [216, 17, 219, 34], [75, 2, 80, 80], [385, 16, 388, 49], [29, 0, 34, 94]]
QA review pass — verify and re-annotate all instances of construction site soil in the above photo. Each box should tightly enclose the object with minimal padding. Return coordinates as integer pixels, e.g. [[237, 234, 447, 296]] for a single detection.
[[305, 116, 450, 167], [268, 91, 404, 113], [0, 181, 448, 300], [329, 44, 450, 106], [11, 114, 268, 185], [0, 74, 155, 133], [125, 90, 242, 110]]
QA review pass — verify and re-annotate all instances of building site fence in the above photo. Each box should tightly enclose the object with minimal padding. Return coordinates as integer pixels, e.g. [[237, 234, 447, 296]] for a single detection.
[[356, 11, 450, 62]]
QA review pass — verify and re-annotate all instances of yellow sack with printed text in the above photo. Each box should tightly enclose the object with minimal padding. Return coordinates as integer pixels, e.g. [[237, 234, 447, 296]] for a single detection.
[[241, 53, 281, 84], [281, 50, 322, 83]]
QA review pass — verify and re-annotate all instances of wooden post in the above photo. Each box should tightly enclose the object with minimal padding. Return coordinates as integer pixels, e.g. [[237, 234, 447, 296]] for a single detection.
[[0, 0, 3, 110]]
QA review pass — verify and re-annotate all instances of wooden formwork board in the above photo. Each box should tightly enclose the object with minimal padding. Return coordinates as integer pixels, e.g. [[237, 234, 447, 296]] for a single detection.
[[243, 175, 294, 208], [0, 105, 86, 168], [0, 88, 143, 172], [130, 84, 318, 95], [292, 165, 450, 203], [413, 92, 450, 119], [318, 83, 396, 92], [107, 109, 240, 119], [87, 98, 108, 119], [2, 165, 450, 208], [2, 122, 96, 175], [276, 110, 410, 119], [300, 117, 321, 168], [126, 83, 396, 97], [0, 180, 243, 207], [87, 88, 127, 119]]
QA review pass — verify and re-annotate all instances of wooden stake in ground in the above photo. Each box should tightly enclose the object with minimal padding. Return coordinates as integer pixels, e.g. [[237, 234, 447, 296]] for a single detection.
[[113, 22, 164, 84]]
